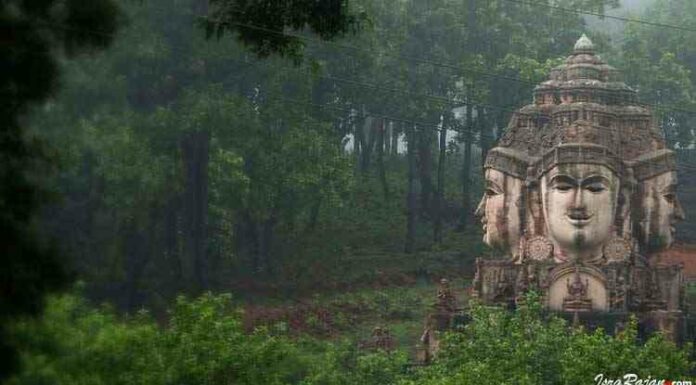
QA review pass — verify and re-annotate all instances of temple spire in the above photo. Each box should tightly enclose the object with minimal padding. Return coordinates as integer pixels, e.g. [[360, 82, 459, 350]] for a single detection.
[[573, 33, 594, 53]]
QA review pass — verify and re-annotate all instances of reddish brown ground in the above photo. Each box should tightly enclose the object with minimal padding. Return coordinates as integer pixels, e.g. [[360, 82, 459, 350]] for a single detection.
[[654, 244, 696, 281]]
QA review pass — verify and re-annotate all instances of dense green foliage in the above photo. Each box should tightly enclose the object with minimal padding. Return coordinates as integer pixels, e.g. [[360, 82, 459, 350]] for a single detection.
[[10, 0, 696, 382], [613, 0, 696, 147], [25, 0, 635, 312], [1, 0, 121, 378], [6, 292, 692, 384], [412, 296, 693, 384], [0, 0, 358, 379]]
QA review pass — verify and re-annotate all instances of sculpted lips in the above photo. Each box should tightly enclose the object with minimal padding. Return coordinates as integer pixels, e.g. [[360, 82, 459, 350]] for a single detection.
[[566, 210, 592, 227]]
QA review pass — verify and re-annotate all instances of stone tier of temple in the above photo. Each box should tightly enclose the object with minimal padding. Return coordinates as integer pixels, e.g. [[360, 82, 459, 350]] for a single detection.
[[499, 35, 664, 163], [419, 35, 688, 362]]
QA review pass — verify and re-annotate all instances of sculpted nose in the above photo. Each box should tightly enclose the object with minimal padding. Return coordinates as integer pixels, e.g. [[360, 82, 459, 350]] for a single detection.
[[675, 198, 686, 221], [572, 188, 586, 209]]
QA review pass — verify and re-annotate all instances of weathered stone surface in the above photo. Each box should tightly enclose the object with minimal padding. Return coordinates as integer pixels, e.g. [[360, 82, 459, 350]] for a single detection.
[[416, 36, 689, 361], [472, 34, 686, 337], [420, 35, 689, 362]]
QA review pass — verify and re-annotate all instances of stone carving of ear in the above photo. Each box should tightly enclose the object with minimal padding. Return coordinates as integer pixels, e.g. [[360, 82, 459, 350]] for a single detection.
[[615, 169, 635, 239], [525, 166, 545, 236]]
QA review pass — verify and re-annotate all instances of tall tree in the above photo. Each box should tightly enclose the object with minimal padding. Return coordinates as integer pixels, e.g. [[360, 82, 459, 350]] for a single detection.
[[434, 114, 448, 244], [0, 0, 121, 379], [405, 124, 418, 254]]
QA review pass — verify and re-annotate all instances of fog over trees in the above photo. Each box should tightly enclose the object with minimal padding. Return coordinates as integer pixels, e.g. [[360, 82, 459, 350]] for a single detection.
[[3, 0, 696, 383]]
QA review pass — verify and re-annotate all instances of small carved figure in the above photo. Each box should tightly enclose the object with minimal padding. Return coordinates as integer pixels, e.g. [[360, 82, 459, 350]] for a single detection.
[[436, 278, 457, 312], [493, 270, 514, 304], [610, 275, 627, 310], [371, 326, 395, 351], [563, 268, 593, 312], [566, 271, 588, 299], [642, 270, 666, 311]]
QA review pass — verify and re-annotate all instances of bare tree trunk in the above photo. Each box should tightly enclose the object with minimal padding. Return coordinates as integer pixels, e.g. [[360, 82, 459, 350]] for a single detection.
[[258, 212, 277, 275], [434, 116, 447, 244], [164, 193, 181, 280], [478, 107, 491, 165], [236, 209, 260, 272], [417, 127, 434, 220], [460, 104, 473, 230], [495, 109, 507, 141], [391, 123, 399, 156], [377, 118, 390, 199], [405, 124, 418, 253], [123, 226, 145, 310], [360, 116, 377, 174], [180, 129, 210, 290], [353, 113, 363, 173], [384, 120, 392, 155], [461, 0, 477, 230]]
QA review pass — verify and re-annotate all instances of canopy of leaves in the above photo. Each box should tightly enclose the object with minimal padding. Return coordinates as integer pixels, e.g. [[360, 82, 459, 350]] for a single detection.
[[0, 0, 121, 379], [203, 0, 366, 60]]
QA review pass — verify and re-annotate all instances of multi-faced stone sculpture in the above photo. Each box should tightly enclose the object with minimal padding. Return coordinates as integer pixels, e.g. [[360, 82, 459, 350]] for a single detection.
[[540, 160, 620, 263], [632, 150, 685, 253], [468, 34, 687, 340], [476, 147, 529, 258], [420, 34, 689, 362]]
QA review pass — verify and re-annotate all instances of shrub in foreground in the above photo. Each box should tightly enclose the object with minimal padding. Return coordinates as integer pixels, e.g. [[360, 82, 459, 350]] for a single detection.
[[5, 291, 693, 385]]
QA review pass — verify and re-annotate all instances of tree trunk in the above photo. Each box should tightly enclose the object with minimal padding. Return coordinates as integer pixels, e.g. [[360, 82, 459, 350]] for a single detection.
[[164, 193, 181, 280], [377, 118, 390, 200], [478, 106, 491, 165], [405, 124, 418, 253], [384, 120, 392, 156], [495, 109, 507, 141], [460, 104, 473, 230], [434, 116, 447, 244], [353, 112, 363, 172], [417, 127, 434, 220], [236, 209, 260, 272], [180, 129, 210, 290], [360, 116, 377, 174], [258, 212, 277, 275], [123, 206, 157, 310], [307, 193, 322, 232], [391, 123, 399, 156]]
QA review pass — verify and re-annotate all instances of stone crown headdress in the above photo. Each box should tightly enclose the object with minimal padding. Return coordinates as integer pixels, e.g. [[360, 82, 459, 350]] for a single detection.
[[485, 34, 674, 179]]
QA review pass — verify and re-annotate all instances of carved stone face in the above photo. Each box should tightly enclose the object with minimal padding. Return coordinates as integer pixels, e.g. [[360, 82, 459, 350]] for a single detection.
[[541, 164, 619, 262], [639, 171, 685, 251], [475, 169, 523, 255]]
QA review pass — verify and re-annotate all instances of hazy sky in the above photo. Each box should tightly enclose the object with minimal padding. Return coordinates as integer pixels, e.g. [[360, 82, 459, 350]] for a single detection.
[[617, 0, 655, 12]]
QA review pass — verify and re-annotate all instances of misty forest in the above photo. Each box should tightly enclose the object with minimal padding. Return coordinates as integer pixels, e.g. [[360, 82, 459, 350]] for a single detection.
[[5, 0, 696, 384]]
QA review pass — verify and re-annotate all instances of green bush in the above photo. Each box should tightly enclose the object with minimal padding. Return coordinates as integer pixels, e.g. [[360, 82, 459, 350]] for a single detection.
[[6, 293, 307, 385], [408, 293, 694, 385], [6, 291, 693, 385]]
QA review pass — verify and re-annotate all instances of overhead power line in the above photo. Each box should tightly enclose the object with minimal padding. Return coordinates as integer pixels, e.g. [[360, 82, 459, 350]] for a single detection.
[[23, 6, 696, 117], [500, 0, 696, 34], [18, 4, 696, 143]]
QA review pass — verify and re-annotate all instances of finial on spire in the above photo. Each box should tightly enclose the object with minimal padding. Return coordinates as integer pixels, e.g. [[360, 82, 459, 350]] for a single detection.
[[574, 33, 594, 52]]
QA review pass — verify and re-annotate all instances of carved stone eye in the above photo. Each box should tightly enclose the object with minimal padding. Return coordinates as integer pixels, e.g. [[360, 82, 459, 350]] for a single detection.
[[586, 183, 606, 193], [663, 192, 676, 204]]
